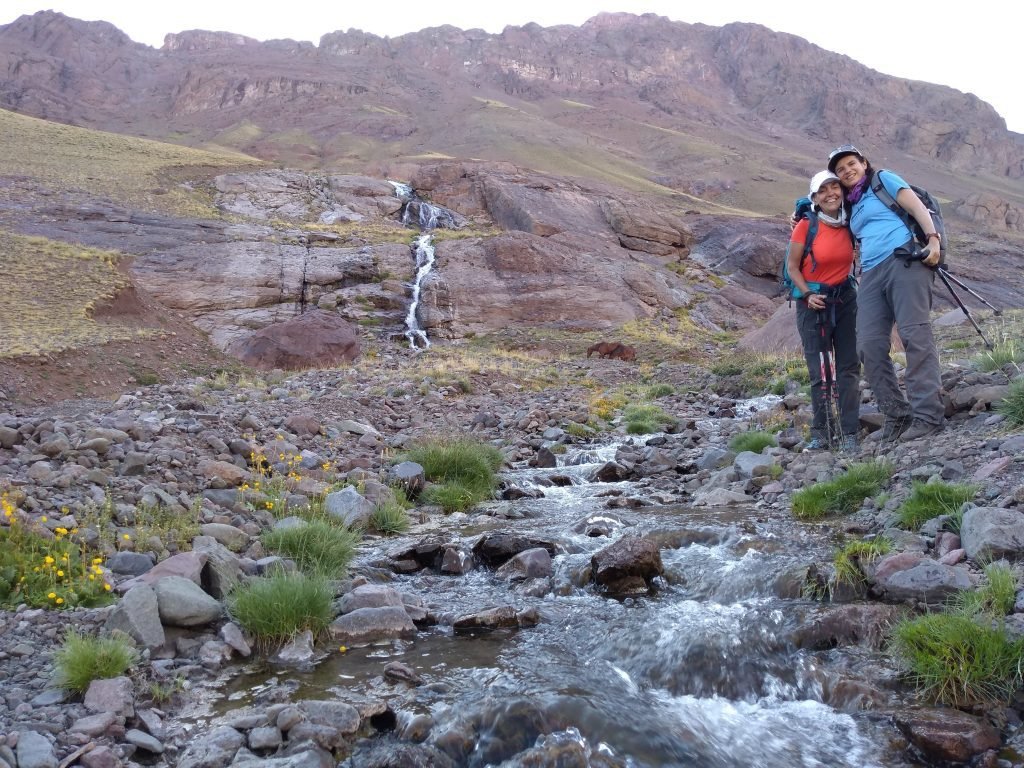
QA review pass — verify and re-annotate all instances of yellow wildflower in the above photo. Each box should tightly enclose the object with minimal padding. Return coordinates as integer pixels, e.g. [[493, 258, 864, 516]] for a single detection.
[[104, 583, 112, 591], [55, 598, 64, 605], [47, 592, 56, 599]]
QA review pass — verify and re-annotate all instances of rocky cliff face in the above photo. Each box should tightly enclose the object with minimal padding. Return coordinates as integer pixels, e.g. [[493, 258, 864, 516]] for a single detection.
[[2, 10, 1023, 187]]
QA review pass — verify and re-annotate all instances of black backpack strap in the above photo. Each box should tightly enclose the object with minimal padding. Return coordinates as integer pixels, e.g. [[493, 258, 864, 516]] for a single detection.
[[802, 212, 820, 273], [870, 169, 915, 237]]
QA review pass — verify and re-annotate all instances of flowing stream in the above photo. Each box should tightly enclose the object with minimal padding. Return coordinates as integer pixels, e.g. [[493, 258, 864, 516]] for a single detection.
[[200, 436, 923, 767]]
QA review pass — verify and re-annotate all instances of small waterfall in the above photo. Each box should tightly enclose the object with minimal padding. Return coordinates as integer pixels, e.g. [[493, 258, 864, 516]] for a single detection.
[[389, 181, 461, 350], [404, 233, 435, 349]]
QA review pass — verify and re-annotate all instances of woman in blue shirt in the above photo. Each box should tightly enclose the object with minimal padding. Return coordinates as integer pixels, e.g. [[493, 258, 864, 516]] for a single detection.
[[827, 145, 945, 442]]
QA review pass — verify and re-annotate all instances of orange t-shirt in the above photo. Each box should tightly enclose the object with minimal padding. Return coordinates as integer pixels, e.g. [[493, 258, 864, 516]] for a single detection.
[[790, 218, 854, 287]]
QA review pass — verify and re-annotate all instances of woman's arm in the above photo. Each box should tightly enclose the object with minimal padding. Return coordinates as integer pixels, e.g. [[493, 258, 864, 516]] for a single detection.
[[786, 241, 825, 310], [896, 187, 941, 267]]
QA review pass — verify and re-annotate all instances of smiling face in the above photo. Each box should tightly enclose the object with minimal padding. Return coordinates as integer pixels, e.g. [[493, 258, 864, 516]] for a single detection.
[[812, 180, 844, 215], [832, 154, 868, 188]]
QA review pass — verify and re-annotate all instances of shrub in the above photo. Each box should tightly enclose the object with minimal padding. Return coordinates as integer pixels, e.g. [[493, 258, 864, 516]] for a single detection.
[[998, 379, 1024, 427], [590, 391, 629, 421], [711, 360, 744, 377], [952, 561, 1019, 618], [646, 383, 675, 399], [228, 573, 333, 650], [792, 461, 892, 520], [889, 612, 1024, 708], [565, 422, 594, 438], [262, 521, 360, 577], [896, 481, 978, 530], [53, 631, 138, 693], [729, 431, 777, 454], [370, 500, 411, 536], [403, 437, 502, 513], [833, 537, 892, 588], [0, 494, 114, 610]]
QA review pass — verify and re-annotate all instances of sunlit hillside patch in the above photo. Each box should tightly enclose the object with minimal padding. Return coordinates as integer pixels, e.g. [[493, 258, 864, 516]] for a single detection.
[[0, 108, 261, 216], [0, 232, 151, 358]]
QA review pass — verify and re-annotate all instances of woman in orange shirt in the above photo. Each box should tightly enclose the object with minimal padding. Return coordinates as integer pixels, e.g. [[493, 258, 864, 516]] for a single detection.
[[786, 170, 860, 451]]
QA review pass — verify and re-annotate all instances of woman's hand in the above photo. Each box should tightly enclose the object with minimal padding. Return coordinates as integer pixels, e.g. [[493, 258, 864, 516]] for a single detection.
[[806, 293, 826, 310], [922, 244, 941, 267]]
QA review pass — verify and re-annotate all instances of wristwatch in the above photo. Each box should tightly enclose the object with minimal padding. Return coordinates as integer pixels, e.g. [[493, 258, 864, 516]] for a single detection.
[[925, 233, 941, 242]]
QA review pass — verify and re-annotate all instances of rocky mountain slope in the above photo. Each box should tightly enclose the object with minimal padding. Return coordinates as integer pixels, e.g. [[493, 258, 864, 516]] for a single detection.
[[2, 11, 1023, 228]]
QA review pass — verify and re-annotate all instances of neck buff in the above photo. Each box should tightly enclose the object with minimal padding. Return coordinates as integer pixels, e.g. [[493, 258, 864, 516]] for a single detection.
[[816, 208, 847, 227], [845, 176, 869, 204]]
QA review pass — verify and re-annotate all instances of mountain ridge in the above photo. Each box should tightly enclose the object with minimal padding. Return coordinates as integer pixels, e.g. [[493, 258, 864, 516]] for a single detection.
[[2, 9, 1022, 213]]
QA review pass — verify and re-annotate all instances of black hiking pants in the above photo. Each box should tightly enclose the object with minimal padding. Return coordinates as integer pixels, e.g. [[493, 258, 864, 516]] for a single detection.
[[796, 279, 860, 439]]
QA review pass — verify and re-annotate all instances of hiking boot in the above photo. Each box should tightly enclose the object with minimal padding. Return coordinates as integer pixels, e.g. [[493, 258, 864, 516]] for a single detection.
[[898, 419, 944, 443], [841, 434, 859, 453], [803, 437, 827, 452], [879, 415, 912, 442]]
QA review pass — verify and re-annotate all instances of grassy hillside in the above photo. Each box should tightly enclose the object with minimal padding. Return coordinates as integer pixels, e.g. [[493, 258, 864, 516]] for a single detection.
[[0, 108, 262, 216], [0, 232, 142, 358]]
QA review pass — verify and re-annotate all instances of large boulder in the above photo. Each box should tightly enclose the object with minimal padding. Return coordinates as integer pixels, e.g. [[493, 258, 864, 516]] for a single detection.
[[227, 311, 360, 370], [960, 506, 1024, 561], [893, 707, 1000, 764], [591, 536, 664, 594], [868, 555, 973, 604]]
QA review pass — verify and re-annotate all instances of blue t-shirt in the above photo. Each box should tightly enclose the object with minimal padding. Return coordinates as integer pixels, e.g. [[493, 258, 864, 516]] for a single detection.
[[849, 170, 914, 272]]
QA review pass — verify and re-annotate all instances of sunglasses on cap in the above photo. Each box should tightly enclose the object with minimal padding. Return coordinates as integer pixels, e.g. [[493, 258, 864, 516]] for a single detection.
[[828, 144, 863, 172]]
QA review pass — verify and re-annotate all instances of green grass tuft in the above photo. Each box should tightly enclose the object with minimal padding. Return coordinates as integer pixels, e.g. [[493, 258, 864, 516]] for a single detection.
[[998, 379, 1024, 427], [370, 500, 411, 536], [889, 612, 1024, 709], [622, 403, 677, 434], [403, 437, 503, 513], [261, 521, 360, 577], [896, 481, 978, 530], [792, 461, 892, 520], [423, 481, 480, 514], [646, 383, 675, 399], [952, 561, 1019, 618], [833, 536, 893, 588], [973, 340, 1023, 372], [729, 431, 777, 454], [227, 573, 334, 650], [53, 631, 138, 693]]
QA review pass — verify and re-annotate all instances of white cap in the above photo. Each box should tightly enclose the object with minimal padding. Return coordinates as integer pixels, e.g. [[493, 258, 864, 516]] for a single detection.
[[809, 170, 841, 198]]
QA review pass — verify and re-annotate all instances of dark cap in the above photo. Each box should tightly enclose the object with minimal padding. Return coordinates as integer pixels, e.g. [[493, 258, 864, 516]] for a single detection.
[[827, 144, 863, 173]]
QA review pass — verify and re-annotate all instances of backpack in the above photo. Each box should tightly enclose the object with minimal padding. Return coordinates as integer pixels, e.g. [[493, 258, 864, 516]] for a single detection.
[[780, 196, 823, 300], [869, 170, 947, 262]]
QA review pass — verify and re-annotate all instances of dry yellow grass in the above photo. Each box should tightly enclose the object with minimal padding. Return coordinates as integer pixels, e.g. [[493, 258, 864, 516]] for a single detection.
[[404, 345, 574, 392], [0, 232, 151, 358], [0, 107, 261, 216]]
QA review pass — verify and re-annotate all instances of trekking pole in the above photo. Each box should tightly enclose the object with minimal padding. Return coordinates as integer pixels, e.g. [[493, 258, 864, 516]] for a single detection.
[[817, 311, 841, 449], [935, 267, 1001, 315], [935, 269, 995, 350], [826, 347, 842, 447]]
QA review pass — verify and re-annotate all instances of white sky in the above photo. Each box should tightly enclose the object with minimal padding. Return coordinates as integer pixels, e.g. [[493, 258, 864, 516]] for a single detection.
[[3, 1, 1021, 133]]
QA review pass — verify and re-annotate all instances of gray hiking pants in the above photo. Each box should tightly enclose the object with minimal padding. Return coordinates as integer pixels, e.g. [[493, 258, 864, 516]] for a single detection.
[[856, 252, 944, 425]]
